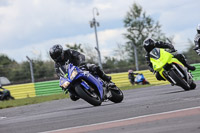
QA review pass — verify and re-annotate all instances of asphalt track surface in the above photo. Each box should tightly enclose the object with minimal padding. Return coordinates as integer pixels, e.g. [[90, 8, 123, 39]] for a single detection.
[[1, 81, 200, 133]]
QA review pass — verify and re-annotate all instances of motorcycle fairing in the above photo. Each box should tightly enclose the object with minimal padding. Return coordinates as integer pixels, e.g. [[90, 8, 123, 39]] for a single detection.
[[81, 74, 104, 99], [59, 77, 69, 86], [135, 74, 145, 83], [59, 63, 104, 99], [150, 49, 173, 71], [150, 48, 184, 80]]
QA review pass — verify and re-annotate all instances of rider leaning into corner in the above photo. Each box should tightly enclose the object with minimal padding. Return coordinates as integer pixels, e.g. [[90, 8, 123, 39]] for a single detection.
[[193, 24, 200, 55], [49, 44, 114, 101], [143, 38, 196, 81]]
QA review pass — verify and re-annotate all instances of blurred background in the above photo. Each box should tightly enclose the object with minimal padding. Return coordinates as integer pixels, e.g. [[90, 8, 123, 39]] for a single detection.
[[0, 0, 200, 84]]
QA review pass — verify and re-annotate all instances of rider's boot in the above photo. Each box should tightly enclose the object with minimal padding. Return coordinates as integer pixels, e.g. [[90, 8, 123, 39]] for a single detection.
[[101, 74, 111, 82], [102, 74, 117, 88], [185, 64, 196, 71]]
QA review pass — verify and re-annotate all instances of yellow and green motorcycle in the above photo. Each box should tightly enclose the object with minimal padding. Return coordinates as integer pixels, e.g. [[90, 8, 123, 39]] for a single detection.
[[150, 48, 196, 91]]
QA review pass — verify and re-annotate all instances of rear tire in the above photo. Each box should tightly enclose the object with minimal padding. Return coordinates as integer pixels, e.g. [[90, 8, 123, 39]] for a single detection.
[[169, 70, 190, 91], [108, 87, 123, 103], [190, 82, 196, 90], [75, 84, 102, 106]]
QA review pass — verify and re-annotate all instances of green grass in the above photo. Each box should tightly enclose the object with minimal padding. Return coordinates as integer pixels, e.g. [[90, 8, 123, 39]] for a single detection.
[[0, 93, 69, 109], [0, 84, 152, 109]]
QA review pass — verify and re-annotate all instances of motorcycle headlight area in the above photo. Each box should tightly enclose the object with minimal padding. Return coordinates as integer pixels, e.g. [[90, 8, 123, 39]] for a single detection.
[[61, 81, 70, 88], [70, 68, 78, 80]]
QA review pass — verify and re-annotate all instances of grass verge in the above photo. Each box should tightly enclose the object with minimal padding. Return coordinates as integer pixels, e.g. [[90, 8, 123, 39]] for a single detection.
[[0, 84, 152, 109], [0, 93, 69, 109]]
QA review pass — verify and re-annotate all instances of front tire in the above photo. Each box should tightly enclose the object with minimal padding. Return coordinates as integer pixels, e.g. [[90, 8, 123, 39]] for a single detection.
[[75, 84, 102, 106], [169, 70, 190, 91]]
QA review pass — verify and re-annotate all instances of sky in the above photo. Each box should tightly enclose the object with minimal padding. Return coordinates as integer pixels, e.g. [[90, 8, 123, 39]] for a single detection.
[[0, 0, 200, 62]]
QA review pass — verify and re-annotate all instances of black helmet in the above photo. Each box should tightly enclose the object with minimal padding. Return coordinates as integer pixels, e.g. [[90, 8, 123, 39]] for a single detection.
[[49, 44, 63, 62], [197, 24, 200, 34], [143, 38, 155, 52]]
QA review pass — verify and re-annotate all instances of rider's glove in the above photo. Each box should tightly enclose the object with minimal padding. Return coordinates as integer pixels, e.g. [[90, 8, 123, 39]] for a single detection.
[[167, 43, 176, 53], [195, 49, 200, 56], [170, 48, 177, 53], [79, 63, 87, 70]]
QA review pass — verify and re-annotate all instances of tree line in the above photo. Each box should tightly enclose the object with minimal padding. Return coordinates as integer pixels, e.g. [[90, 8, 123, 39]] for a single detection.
[[0, 3, 198, 84]]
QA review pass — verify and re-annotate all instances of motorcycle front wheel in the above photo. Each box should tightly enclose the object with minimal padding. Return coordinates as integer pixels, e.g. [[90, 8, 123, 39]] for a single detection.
[[169, 70, 190, 91], [75, 84, 102, 106]]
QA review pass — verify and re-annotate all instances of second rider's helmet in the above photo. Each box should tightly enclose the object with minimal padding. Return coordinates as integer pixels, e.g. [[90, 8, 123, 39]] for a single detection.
[[128, 69, 133, 74], [49, 44, 64, 62], [143, 38, 155, 53]]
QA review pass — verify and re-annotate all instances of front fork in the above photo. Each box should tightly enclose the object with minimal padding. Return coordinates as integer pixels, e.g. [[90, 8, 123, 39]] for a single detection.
[[163, 71, 177, 85], [160, 63, 177, 85], [162, 63, 192, 85]]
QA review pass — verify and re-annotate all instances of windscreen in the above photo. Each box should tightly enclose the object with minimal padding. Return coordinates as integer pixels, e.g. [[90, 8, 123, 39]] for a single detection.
[[149, 48, 160, 59], [59, 64, 69, 77]]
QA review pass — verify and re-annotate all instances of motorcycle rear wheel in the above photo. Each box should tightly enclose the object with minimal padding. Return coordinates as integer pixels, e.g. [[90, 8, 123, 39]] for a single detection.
[[108, 87, 124, 103], [75, 84, 102, 106], [189, 81, 196, 90]]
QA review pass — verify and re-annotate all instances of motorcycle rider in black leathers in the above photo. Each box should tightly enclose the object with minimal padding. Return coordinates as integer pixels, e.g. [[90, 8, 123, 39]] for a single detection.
[[128, 69, 139, 85], [143, 38, 196, 81], [193, 24, 200, 55], [49, 44, 112, 101]]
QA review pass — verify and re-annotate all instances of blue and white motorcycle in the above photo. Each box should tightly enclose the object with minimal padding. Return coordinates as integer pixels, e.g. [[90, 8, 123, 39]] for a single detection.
[[134, 74, 150, 85], [59, 63, 124, 106]]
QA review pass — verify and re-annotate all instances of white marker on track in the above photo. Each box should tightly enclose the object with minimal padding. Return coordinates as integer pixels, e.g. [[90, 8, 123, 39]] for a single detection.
[[0, 117, 6, 119]]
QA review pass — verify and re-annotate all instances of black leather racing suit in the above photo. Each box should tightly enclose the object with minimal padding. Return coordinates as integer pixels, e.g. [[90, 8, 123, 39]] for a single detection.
[[54, 49, 111, 82], [54, 49, 111, 101], [128, 72, 139, 85], [0, 87, 6, 100], [145, 41, 192, 80]]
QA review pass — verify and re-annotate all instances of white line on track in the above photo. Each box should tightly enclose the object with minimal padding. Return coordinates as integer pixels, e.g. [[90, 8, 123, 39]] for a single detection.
[[0, 117, 6, 119], [41, 106, 200, 133]]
